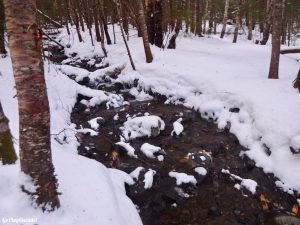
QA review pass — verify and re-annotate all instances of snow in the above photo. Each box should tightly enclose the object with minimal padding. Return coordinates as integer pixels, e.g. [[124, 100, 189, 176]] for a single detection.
[[115, 142, 138, 158], [88, 117, 103, 130], [171, 118, 184, 136], [140, 143, 162, 158], [129, 88, 153, 101], [0, 49, 142, 224], [169, 171, 197, 186], [1, 20, 300, 224], [120, 115, 165, 140], [130, 167, 144, 181], [157, 155, 164, 161], [143, 169, 156, 189], [194, 167, 208, 176], [222, 169, 258, 194], [111, 27, 300, 193]]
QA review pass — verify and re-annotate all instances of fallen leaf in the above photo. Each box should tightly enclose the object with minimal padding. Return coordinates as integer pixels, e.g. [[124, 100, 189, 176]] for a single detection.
[[291, 203, 299, 215]]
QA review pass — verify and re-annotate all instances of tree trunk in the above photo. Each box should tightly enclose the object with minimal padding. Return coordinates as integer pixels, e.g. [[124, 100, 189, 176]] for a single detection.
[[154, 0, 163, 48], [247, 0, 253, 40], [293, 69, 300, 91], [0, 102, 17, 165], [0, 0, 6, 54], [220, 0, 230, 38], [268, 0, 283, 79], [196, 0, 203, 37], [4, 0, 60, 211], [233, 0, 241, 43], [167, 20, 181, 49], [261, 0, 273, 45], [137, 0, 153, 63]]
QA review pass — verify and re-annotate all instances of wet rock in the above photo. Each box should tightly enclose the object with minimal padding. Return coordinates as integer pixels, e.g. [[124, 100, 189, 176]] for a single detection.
[[265, 215, 300, 225], [240, 152, 256, 171], [229, 107, 240, 113]]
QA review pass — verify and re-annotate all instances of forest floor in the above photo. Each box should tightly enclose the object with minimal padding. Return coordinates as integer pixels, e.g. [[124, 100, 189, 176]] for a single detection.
[[50, 43, 300, 225]]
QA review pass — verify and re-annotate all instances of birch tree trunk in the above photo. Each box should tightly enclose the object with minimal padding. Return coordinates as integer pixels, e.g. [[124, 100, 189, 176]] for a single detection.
[[268, 0, 283, 79], [220, 0, 230, 39], [137, 0, 153, 63], [0, 102, 17, 165], [4, 0, 60, 211]]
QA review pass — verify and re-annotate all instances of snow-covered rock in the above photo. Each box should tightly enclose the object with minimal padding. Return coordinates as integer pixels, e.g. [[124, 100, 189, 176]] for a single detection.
[[120, 115, 165, 140], [143, 169, 156, 189], [169, 171, 197, 186], [140, 143, 164, 159], [171, 118, 184, 136], [115, 142, 138, 158]]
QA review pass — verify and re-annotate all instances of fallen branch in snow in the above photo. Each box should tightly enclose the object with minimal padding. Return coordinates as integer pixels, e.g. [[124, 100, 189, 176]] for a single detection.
[[280, 48, 300, 54], [37, 9, 63, 28]]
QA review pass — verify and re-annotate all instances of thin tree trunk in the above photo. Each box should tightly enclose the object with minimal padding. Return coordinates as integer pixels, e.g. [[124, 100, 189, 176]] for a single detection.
[[220, 0, 230, 38], [261, 0, 273, 45], [0, 102, 17, 165], [99, 0, 112, 45], [247, 0, 253, 40], [137, 0, 153, 63], [268, 0, 283, 79], [115, 0, 135, 70], [196, 0, 204, 37], [4, 0, 60, 211], [70, 0, 83, 42], [0, 0, 6, 54], [233, 0, 242, 43], [154, 0, 163, 47]]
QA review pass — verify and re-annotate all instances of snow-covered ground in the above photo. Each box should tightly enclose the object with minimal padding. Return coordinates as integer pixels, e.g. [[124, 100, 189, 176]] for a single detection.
[[1, 23, 300, 224], [111, 28, 300, 192]]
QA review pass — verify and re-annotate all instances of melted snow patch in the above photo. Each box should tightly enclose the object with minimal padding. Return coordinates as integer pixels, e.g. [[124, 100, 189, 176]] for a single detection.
[[169, 171, 197, 186], [121, 115, 165, 140]]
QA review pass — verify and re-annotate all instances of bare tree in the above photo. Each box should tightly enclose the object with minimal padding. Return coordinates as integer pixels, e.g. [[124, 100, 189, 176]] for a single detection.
[[268, 0, 283, 79], [4, 0, 60, 210]]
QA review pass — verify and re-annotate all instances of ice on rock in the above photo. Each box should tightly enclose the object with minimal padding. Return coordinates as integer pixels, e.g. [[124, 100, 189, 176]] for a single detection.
[[169, 171, 197, 186], [171, 118, 184, 136], [120, 115, 165, 140]]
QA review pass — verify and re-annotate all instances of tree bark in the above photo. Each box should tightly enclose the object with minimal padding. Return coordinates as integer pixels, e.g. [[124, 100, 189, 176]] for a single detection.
[[220, 0, 230, 39], [4, 0, 60, 210], [268, 0, 283, 79], [0, 0, 6, 54], [137, 0, 153, 63], [0, 102, 17, 165], [233, 0, 242, 43], [261, 0, 273, 45]]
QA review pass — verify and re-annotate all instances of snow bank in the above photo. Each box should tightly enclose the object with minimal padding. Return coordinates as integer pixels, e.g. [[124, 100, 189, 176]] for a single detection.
[[115, 142, 138, 158], [0, 53, 142, 225]]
